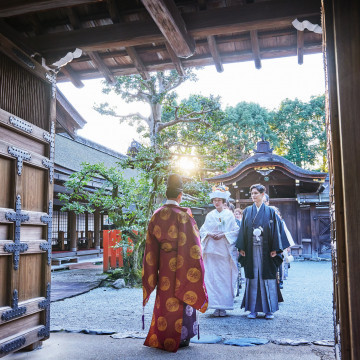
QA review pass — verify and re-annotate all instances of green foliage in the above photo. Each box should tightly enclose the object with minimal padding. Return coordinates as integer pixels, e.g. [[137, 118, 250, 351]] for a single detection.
[[222, 102, 278, 162], [271, 95, 327, 170], [181, 180, 213, 207]]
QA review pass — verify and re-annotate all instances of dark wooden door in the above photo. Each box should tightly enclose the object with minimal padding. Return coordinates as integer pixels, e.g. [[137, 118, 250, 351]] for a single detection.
[[0, 36, 55, 356]]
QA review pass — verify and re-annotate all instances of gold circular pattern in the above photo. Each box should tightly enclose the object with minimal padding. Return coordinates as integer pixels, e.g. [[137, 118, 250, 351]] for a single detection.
[[192, 224, 200, 238], [157, 316, 167, 331], [146, 233, 151, 244], [148, 274, 155, 288], [168, 225, 178, 239], [161, 242, 172, 252], [175, 318, 183, 333], [149, 334, 159, 348], [183, 291, 198, 306], [160, 207, 171, 221], [141, 267, 144, 277], [155, 294, 160, 309], [153, 225, 162, 239], [178, 232, 187, 246], [177, 212, 189, 224], [176, 255, 184, 269], [160, 276, 170, 291], [143, 287, 147, 301], [175, 279, 181, 292], [166, 297, 180, 312], [190, 245, 202, 259], [169, 257, 177, 272], [186, 268, 201, 283], [164, 338, 176, 352], [146, 252, 155, 266]]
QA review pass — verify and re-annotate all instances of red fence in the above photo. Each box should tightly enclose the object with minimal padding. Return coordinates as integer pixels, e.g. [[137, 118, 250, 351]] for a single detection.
[[102, 229, 136, 272], [103, 230, 124, 271]]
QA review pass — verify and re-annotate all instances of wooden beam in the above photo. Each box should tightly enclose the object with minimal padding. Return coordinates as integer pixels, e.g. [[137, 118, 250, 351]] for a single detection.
[[125, 46, 150, 80], [66, 7, 82, 30], [29, 0, 320, 55], [60, 65, 84, 88], [56, 42, 322, 81], [107, 0, 120, 23], [141, 0, 195, 58], [66, 7, 115, 84], [297, 30, 304, 65], [165, 42, 185, 76], [250, 29, 261, 69], [88, 51, 116, 84], [0, 0, 105, 18], [207, 35, 223, 72]]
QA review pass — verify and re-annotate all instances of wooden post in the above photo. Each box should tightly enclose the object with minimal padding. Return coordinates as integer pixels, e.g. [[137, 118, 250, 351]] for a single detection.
[[69, 211, 77, 252], [309, 204, 319, 258], [94, 209, 100, 250], [58, 231, 65, 251], [324, 0, 360, 358]]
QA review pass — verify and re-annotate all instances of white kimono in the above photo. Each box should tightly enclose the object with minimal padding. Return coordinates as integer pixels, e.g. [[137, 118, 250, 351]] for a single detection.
[[200, 209, 239, 310]]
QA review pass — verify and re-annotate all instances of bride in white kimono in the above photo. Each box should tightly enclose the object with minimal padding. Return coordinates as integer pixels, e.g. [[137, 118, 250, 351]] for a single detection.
[[200, 185, 239, 317]]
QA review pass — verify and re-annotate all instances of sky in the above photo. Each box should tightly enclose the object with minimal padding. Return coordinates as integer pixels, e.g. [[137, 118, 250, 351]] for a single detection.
[[57, 53, 325, 155]]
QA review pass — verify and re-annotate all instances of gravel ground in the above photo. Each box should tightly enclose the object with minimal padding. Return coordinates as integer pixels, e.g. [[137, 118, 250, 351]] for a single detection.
[[51, 260, 334, 342]]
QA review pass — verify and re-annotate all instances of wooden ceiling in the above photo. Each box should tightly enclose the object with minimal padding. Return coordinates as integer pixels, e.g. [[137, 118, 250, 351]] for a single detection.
[[0, 0, 322, 88]]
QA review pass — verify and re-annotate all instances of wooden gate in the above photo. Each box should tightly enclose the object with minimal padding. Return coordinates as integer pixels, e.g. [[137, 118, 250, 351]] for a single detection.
[[0, 36, 56, 356]]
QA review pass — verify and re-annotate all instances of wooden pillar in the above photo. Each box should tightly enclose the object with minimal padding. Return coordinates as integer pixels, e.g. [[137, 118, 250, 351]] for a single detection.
[[85, 211, 89, 238], [69, 211, 77, 252], [235, 188, 240, 209], [309, 204, 319, 258], [295, 205, 302, 246], [324, 0, 360, 358], [94, 209, 100, 250]]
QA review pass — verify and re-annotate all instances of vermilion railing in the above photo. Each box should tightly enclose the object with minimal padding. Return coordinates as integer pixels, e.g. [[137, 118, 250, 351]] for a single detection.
[[103, 230, 123, 271], [102, 229, 136, 271]]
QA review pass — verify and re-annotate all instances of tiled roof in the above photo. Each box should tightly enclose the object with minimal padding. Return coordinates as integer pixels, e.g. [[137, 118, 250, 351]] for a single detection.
[[55, 134, 137, 179]]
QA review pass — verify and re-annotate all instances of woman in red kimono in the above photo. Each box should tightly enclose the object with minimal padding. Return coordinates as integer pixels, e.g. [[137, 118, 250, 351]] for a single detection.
[[142, 174, 208, 352]]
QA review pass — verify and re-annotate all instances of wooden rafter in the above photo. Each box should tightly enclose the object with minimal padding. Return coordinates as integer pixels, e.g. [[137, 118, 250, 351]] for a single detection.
[[250, 30, 261, 69], [106, 0, 149, 81], [125, 46, 150, 80], [0, 0, 105, 18], [66, 7, 115, 84], [56, 42, 322, 81], [88, 51, 116, 83], [141, 0, 195, 58], [60, 65, 84, 88], [297, 30, 304, 65], [207, 35, 223, 72], [28, 0, 320, 55], [165, 42, 185, 76], [107, 0, 120, 23]]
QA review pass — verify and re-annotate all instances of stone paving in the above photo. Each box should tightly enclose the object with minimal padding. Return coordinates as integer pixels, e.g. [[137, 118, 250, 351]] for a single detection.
[[45, 259, 335, 359]]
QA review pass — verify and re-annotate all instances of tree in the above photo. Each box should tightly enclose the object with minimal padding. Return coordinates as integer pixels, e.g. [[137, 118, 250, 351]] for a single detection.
[[59, 147, 170, 284], [94, 70, 214, 148], [271, 95, 327, 170], [222, 102, 277, 162]]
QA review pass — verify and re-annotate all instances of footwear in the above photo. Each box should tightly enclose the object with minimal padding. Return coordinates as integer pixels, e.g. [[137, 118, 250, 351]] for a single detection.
[[219, 310, 227, 317], [279, 283, 283, 289], [179, 339, 190, 348], [265, 312, 274, 320], [247, 312, 257, 319], [213, 309, 220, 317]]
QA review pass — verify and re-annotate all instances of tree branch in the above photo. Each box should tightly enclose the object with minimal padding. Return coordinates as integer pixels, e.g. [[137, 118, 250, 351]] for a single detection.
[[157, 108, 213, 131]]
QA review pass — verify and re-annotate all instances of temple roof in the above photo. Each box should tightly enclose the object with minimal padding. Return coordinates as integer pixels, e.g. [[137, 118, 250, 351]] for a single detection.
[[207, 140, 326, 183]]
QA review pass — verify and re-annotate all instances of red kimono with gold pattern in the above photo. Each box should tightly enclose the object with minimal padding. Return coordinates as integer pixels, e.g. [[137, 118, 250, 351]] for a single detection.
[[142, 204, 208, 352]]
